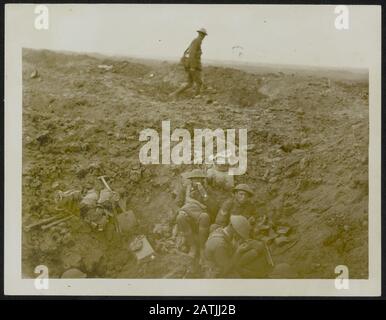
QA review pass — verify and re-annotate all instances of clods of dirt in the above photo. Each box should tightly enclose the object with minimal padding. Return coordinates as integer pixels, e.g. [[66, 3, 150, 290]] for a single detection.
[[22, 49, 368, 279]]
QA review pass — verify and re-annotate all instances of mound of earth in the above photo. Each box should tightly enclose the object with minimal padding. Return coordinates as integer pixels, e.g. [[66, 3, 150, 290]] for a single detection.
[[22, 48, 368, 279]]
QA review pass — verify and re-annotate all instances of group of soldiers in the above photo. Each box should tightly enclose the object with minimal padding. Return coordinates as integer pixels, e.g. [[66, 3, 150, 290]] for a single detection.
[[173, 168, 272, 278], [168, 29, 293, 278]]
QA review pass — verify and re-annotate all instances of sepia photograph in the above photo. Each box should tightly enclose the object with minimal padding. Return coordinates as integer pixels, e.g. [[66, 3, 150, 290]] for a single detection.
[[4, 3, 381, 296]]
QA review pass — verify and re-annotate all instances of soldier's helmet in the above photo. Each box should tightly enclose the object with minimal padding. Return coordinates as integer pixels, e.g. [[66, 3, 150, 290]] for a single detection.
[[187, 168, 206, 179], [197, 28, 208, 36], [230, 215, 251, 240], [233, 184, 254, 196]]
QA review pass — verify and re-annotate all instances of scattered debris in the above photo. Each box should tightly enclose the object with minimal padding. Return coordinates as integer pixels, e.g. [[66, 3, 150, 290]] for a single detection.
[[264, 242, 275, 267], [25, 213, 65, 232], [274, 236, 291, 247], [61, 252, 82, 269], [97, 64, 113, 71], [22, 49, 369, 279], [274, 240, 299, 255], [98, 188, 113, 205], [41, 215, 74, 230], [86, 208, 109, 231], [55, 189, 81, 203], [80, 189, 99, 208], [36, 130, 51, 145], [117, 210, 137, 232], [83, 248, 104, 273], [30, 70, 39, 79], [130, 235, 155, 260], [276, 226, 291, 235], [61, 268, 87, 279]]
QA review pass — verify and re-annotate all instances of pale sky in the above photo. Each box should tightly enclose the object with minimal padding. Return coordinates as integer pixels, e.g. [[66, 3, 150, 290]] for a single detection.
[[6, 4, 381, 68]]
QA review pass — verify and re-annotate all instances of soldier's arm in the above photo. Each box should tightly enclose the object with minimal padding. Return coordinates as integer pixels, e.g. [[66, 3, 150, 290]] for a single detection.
[[245, 202, 260, 225], [214, 200, 232, 227], [173, 181, 189, 208], [188, 40, 200, 68], [177, 191, 185, 208], [237, 240, 264, 266], [185, 183, 192, 200]]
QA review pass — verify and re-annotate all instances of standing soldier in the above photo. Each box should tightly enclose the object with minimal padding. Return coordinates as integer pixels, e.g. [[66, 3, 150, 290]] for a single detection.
[[170, 28, 208, 97]]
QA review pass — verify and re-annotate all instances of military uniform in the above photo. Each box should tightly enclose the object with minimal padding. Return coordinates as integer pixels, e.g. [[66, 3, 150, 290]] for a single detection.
[[206, 165, 234, 191], [187, 37, 203, 70], [172, 29, 207, 97], [180, 37, 203, 95], [204, 228, 237, 278], [214, 198, 258, 229], [172, 173, 218, 222], [204, 229, 271, 278], [177, 197, 209, 235], [176, 195, 211, 259], [236, 239, 271, 278]]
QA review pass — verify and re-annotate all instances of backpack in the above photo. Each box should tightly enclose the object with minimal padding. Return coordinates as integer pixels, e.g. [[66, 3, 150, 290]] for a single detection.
[[180, 44, 191, 69]]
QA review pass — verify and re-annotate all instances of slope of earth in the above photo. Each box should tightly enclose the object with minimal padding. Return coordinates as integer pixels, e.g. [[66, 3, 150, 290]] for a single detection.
[[22, 48, 368, 279]]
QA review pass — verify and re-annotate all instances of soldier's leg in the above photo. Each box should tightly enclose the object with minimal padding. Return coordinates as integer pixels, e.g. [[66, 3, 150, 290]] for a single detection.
[[176, 211, 197, 257], [170, 69, 194, 97], [192, 69, 203, 96], [176, 211, 191, 236]]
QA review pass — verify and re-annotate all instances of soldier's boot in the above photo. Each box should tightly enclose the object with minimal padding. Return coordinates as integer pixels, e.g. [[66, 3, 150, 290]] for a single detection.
[[170, 82, 193, 98], [193, 85, 201, 98], [194, 77, 203, 97]]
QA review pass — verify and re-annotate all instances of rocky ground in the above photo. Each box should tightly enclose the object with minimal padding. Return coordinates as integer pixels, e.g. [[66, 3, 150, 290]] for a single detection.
[[22, 48, 369, 279]]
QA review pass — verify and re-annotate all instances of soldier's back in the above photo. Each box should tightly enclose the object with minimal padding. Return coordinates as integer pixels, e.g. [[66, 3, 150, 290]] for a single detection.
[[205, 228, 230, 260]]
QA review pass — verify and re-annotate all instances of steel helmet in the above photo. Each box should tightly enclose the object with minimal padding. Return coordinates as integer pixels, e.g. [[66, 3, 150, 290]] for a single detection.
[[233, 184, 254, 196], [187, 168, 206, 179], [230, 215, 251, 240], [197, 28, 208, 35]]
